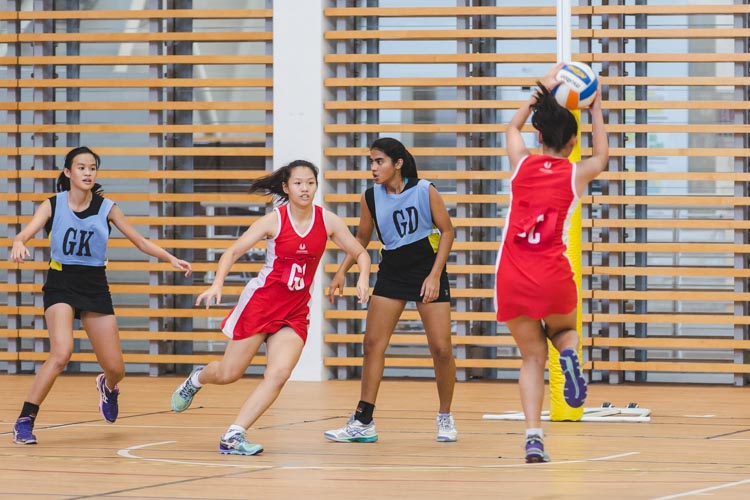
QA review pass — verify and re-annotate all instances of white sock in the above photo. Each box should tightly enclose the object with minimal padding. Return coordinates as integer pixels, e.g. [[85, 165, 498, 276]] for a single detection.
[[190, 369, 203, 387], [526, 428, 543, 439], [223, 425, 246, 439]]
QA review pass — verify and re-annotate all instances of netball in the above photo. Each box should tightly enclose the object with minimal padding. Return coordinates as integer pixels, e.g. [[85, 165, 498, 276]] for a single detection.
[[552, 61, 598, 110]]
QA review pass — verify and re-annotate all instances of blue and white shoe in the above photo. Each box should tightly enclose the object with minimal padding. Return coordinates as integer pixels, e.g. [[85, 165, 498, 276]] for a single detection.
[[218, 432, 263, 456], [13, 417, 37, 445], [324, 415, 378, 443], [437, 413, 458, 442], [525, 435, 550, 463], [171, 367, 204, 413], [560, 349, 587, 408], [95, 374, 119, 423]]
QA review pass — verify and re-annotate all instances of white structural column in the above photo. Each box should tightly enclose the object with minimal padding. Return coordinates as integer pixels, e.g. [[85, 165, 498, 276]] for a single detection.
[[273, 1, 327, 381]]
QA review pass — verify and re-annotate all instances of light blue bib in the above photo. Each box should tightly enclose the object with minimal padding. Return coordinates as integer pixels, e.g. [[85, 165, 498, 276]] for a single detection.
[[49, 192, 114, 267], [373, 179, 434, 250]]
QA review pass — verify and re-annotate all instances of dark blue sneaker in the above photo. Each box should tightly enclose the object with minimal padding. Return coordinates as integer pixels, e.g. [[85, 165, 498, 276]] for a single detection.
[[219, 432, 263, 456], [560, 348, 587, 408], [525, 435, 550, 463], [13, 417, 37, 445], [96, 374, 119, 423]]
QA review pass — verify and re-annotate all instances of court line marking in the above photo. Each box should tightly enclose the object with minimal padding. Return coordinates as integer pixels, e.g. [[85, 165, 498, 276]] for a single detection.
[[651, 478, 750, 500], [118, 441, 639, 470], [707, 428, 750, 440]]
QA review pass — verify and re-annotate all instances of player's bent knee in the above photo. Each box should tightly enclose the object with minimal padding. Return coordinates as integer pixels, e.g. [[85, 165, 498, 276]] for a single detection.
[[47, 352, 73, 372], [215, 367, 244, 385], [264, 367, 293, 387]]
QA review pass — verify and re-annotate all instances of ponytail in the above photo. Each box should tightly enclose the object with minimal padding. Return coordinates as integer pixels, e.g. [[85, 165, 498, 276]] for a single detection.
[[249, 159, 319, 204], [370, 137, 419, 179], [530, 82, 578, 153], [57, 146, 103, 194]]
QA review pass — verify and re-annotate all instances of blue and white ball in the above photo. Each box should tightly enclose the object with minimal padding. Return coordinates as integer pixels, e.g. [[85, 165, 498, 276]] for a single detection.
[[552, 62, 598, 110]]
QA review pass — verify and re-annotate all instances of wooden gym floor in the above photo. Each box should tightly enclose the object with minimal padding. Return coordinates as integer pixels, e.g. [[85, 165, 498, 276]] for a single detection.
[[1, 375, 749, 499]]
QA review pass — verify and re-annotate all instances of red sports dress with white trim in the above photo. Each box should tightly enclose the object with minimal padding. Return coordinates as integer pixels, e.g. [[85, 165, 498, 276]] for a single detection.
[[221, 204, 328, 342], [495, 154, 579, 321]]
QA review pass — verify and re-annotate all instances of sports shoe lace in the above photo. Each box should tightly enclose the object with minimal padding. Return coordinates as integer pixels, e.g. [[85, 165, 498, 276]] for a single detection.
[[438, 414, 453, 431], [178, 382, 195, 400]]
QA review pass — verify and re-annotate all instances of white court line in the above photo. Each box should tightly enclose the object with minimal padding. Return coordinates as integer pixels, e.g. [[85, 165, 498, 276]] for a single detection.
[[118, 441, 639, 471], [651, 478, 750, 500]]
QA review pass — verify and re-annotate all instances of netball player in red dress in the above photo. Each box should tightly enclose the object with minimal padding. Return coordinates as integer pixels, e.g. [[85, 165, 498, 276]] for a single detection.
[[495, 63, 609, 463], [171, 160, 371, 456]]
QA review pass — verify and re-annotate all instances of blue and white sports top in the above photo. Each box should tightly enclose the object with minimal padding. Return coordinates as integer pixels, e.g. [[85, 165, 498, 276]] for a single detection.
[[49, 191, 115, 267], [369, 178, 435, 251]]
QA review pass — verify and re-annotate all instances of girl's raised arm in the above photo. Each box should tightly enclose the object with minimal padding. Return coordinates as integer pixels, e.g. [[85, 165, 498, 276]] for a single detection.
[[108, 204, 192, 276]]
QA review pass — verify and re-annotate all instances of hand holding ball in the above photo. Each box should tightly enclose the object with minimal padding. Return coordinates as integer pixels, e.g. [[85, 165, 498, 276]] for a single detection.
[[552, 62, 598, 110]]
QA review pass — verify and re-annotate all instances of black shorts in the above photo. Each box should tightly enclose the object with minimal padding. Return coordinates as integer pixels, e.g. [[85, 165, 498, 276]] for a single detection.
[[372, 238, 451, 303], [43, 265, 114, 320]]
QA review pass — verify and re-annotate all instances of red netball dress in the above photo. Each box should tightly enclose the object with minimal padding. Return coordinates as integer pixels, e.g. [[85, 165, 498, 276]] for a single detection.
[[221, 204, 328, 342], [495, 155, 579, 321]]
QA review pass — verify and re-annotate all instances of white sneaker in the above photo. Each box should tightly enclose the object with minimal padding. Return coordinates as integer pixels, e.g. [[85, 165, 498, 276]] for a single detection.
[[437, 413, 458, 442], [324, 415, 378, 443]]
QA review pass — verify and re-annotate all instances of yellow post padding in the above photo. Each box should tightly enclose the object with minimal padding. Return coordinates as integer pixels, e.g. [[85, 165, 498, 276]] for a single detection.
[[549, 109, 584, 422]]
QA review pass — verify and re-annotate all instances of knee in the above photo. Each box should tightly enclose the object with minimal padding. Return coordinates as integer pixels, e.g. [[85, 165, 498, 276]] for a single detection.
[[214, 366, 244, 385], [547, 327, 577, 342], [430, 344, 455, 365], [362, 337, 386, 359], [263, 366, 293, 388], [47, 349, 72, 373], [520, 345, 548, 366]]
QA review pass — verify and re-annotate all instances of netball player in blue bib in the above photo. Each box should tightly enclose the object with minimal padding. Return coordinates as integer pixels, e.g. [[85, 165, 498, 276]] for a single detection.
[[9, 146, 192, 445], [325, 137, 458, 443]]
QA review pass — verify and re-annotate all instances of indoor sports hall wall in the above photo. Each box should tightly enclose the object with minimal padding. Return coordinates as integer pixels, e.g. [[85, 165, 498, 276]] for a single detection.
[[1, 1, 748, 386]]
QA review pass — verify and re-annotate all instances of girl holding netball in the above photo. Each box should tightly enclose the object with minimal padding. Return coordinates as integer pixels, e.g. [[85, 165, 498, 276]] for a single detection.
[[496, 63, 608, 462], [171, 160, 370, 456], [10, 146, 192, 445], [324, 137, 457, 443]]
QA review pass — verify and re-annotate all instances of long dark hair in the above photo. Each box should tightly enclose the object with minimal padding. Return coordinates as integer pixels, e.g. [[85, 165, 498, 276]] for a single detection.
[[57, 146, 103, 194], [248, 159, 319, 204], [370, 137, 419, 179], [531, 83, 578, 153]]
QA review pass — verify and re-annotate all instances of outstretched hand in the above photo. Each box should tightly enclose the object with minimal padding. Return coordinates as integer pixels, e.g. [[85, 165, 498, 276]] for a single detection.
[[171, 257, 193, 277], [327, 273, 345, 305], [10, 241, 31, 263], [196, 285, 222, 309]]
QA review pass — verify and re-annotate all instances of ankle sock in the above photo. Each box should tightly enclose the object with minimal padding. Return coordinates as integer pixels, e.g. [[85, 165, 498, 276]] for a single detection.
[[223, 424, 246, 439], [354, 400, 375, 424], [20, 402, 40, 421], [190, 369, 203, 387], [526, 428, 543, 439]]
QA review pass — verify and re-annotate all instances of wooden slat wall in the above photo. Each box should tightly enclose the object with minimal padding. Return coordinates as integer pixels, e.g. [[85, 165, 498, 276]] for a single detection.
[[2, 2, 748, 386], [0, 4, 273, 374], [322, 2, 750, 385]]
